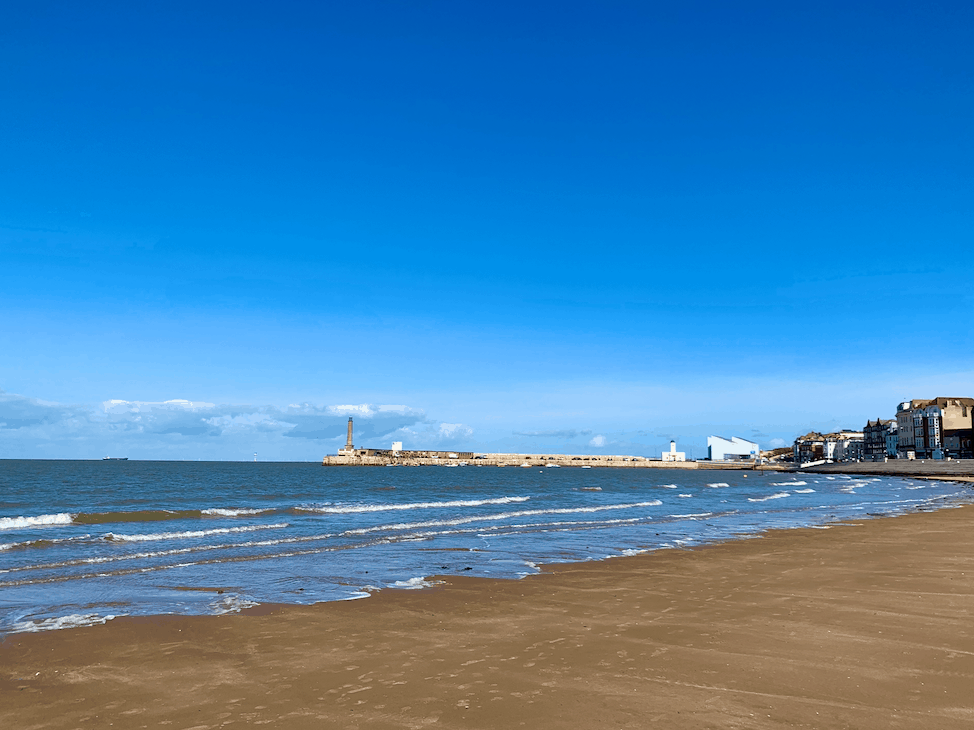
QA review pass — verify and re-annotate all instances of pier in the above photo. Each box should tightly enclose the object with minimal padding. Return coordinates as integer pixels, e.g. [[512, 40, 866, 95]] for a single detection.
[[321, 450, 785, 470]]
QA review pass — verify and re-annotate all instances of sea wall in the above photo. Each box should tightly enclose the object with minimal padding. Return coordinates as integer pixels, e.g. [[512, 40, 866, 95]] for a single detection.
[[322, 453, 787, 469]]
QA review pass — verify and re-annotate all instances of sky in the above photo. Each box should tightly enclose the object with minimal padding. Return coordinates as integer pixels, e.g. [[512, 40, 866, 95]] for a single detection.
[[1, 1, 972, 460]]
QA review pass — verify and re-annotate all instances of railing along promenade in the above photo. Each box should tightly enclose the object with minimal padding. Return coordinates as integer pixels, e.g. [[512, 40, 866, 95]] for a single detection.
[[801, 459, 974, 479]]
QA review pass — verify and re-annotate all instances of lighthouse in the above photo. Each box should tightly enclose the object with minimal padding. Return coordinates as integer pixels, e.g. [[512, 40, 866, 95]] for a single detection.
[[345, 417, 354, 452]]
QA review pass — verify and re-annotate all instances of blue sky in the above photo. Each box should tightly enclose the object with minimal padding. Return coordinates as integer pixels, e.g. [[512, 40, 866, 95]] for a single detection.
[[1, 1, 972, 459]]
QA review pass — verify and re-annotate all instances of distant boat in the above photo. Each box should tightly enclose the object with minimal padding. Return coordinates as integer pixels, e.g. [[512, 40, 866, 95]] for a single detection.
[[581, 465, 592, 469], [102, 456, 128, 461], [520, 463, 531, 468], [547, 463, 561, 468]]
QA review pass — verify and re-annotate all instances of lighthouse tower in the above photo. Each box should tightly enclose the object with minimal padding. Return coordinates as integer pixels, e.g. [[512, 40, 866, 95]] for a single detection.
[[339, 417, 355, 455]]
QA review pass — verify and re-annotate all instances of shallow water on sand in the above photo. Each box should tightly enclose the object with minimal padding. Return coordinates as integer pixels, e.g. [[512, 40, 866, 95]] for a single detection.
[[1, 460, 970, 633]]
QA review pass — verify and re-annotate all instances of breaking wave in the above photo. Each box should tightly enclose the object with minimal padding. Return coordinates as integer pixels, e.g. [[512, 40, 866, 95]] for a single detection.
[[0, 513, 74, 531], [74, 510, 203, 525], [11, 613, 120, 633], [296, 496, 530, 514], [201, 508, 275, 517], [747, 492, 790, 503], [104, 523, 289, 542]]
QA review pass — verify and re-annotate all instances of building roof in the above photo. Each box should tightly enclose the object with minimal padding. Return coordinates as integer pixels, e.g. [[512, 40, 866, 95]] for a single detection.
[[708, 435, 758, 446], [822, 431, 863, 440], [907, 397, 974, 410]]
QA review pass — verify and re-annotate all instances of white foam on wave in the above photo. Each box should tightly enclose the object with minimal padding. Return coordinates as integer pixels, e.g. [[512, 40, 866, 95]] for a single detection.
[[669, 512, 713, 518], [298, 496, 530, 514], [343, 501, 663, 536], [706, 482, 729, 488], [0, 513, 74, 531], [12, 612, 120, 633], [677, 494, 693, 498], [392, 576, 443, 590], [748, 492, 790, 503], [620, 548, 648, 556], [201, 508, 273, 517], [794, 488, 815, 493], [424, 516, 647, 540], [772, 481, 807, 486], [342, 591, 373, 600], [660, 484, 678, 489], [106, 523, 289, 542], [209, 595, 259, 615], [0, 534, 92, 552]]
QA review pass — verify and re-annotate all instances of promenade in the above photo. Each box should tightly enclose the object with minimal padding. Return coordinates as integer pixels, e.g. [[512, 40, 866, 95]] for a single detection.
[[803, 459, 974, 480]]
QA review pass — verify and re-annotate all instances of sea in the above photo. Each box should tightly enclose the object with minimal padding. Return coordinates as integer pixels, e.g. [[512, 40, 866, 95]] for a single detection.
[[1, 460, 971, 635]]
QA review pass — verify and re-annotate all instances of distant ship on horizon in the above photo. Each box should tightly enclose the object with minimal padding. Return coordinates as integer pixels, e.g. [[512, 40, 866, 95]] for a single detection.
[[102, 456, 128, 461]]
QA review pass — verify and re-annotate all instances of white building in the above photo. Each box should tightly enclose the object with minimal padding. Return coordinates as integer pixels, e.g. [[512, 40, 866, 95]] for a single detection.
[[707, 435, 759, 461], [661, 440, 685, 462], [823, 430, 864, 462]]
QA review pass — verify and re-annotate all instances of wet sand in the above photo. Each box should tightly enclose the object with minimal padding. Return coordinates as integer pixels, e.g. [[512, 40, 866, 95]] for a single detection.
[[3, 506, 973, 729]]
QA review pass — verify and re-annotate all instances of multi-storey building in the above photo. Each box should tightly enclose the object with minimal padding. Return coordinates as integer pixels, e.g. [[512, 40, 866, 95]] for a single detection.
[[863, 419, 896, 461], [793, 432, 824, 463], [886, 428, 899, 459], [824, 430, 864, 461], [793, 430, 863, 463], [896, 398, 974, 459], [895, 401, 916, 458]]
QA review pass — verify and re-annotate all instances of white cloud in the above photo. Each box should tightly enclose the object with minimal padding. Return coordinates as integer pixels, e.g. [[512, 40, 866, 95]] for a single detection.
[[328, 404, 379, 417], [512, 429, 592, 439], [589, 434, 606, 448], [438, 423, 473, 440], [102, 399, 217, 414], [0, 390, 447, 460], [769, 438, 786, 448]]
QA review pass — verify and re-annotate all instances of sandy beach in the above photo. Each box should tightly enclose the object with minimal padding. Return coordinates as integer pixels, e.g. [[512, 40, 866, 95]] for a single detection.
[[2, 505, 973, 729]]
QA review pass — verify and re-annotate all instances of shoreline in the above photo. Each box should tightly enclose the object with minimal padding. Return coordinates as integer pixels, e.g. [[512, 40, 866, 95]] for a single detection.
[[3, 504, 974, 728]]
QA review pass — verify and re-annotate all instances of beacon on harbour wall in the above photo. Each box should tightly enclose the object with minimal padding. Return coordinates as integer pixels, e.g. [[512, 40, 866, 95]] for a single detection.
[[338, 417, 355, 455]]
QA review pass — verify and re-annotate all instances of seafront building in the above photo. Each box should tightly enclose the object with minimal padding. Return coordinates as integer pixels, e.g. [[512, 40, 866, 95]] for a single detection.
[[792, 430, 864, 464], [707, 435, 759, 461], [793, 396, 974, 463], [863, 419, 897, 461], [895, 398, 974, 459]]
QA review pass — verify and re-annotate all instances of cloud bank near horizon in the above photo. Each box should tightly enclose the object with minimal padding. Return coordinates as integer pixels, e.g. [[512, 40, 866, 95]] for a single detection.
[[0, 390, 471, 460]]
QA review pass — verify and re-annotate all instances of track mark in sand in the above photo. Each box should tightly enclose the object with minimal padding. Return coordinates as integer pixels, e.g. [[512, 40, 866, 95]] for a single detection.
[[634, 674, 935, 714]]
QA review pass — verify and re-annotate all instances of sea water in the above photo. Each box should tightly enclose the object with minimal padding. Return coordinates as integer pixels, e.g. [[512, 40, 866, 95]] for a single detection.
[[1, 460, 970, 634]]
